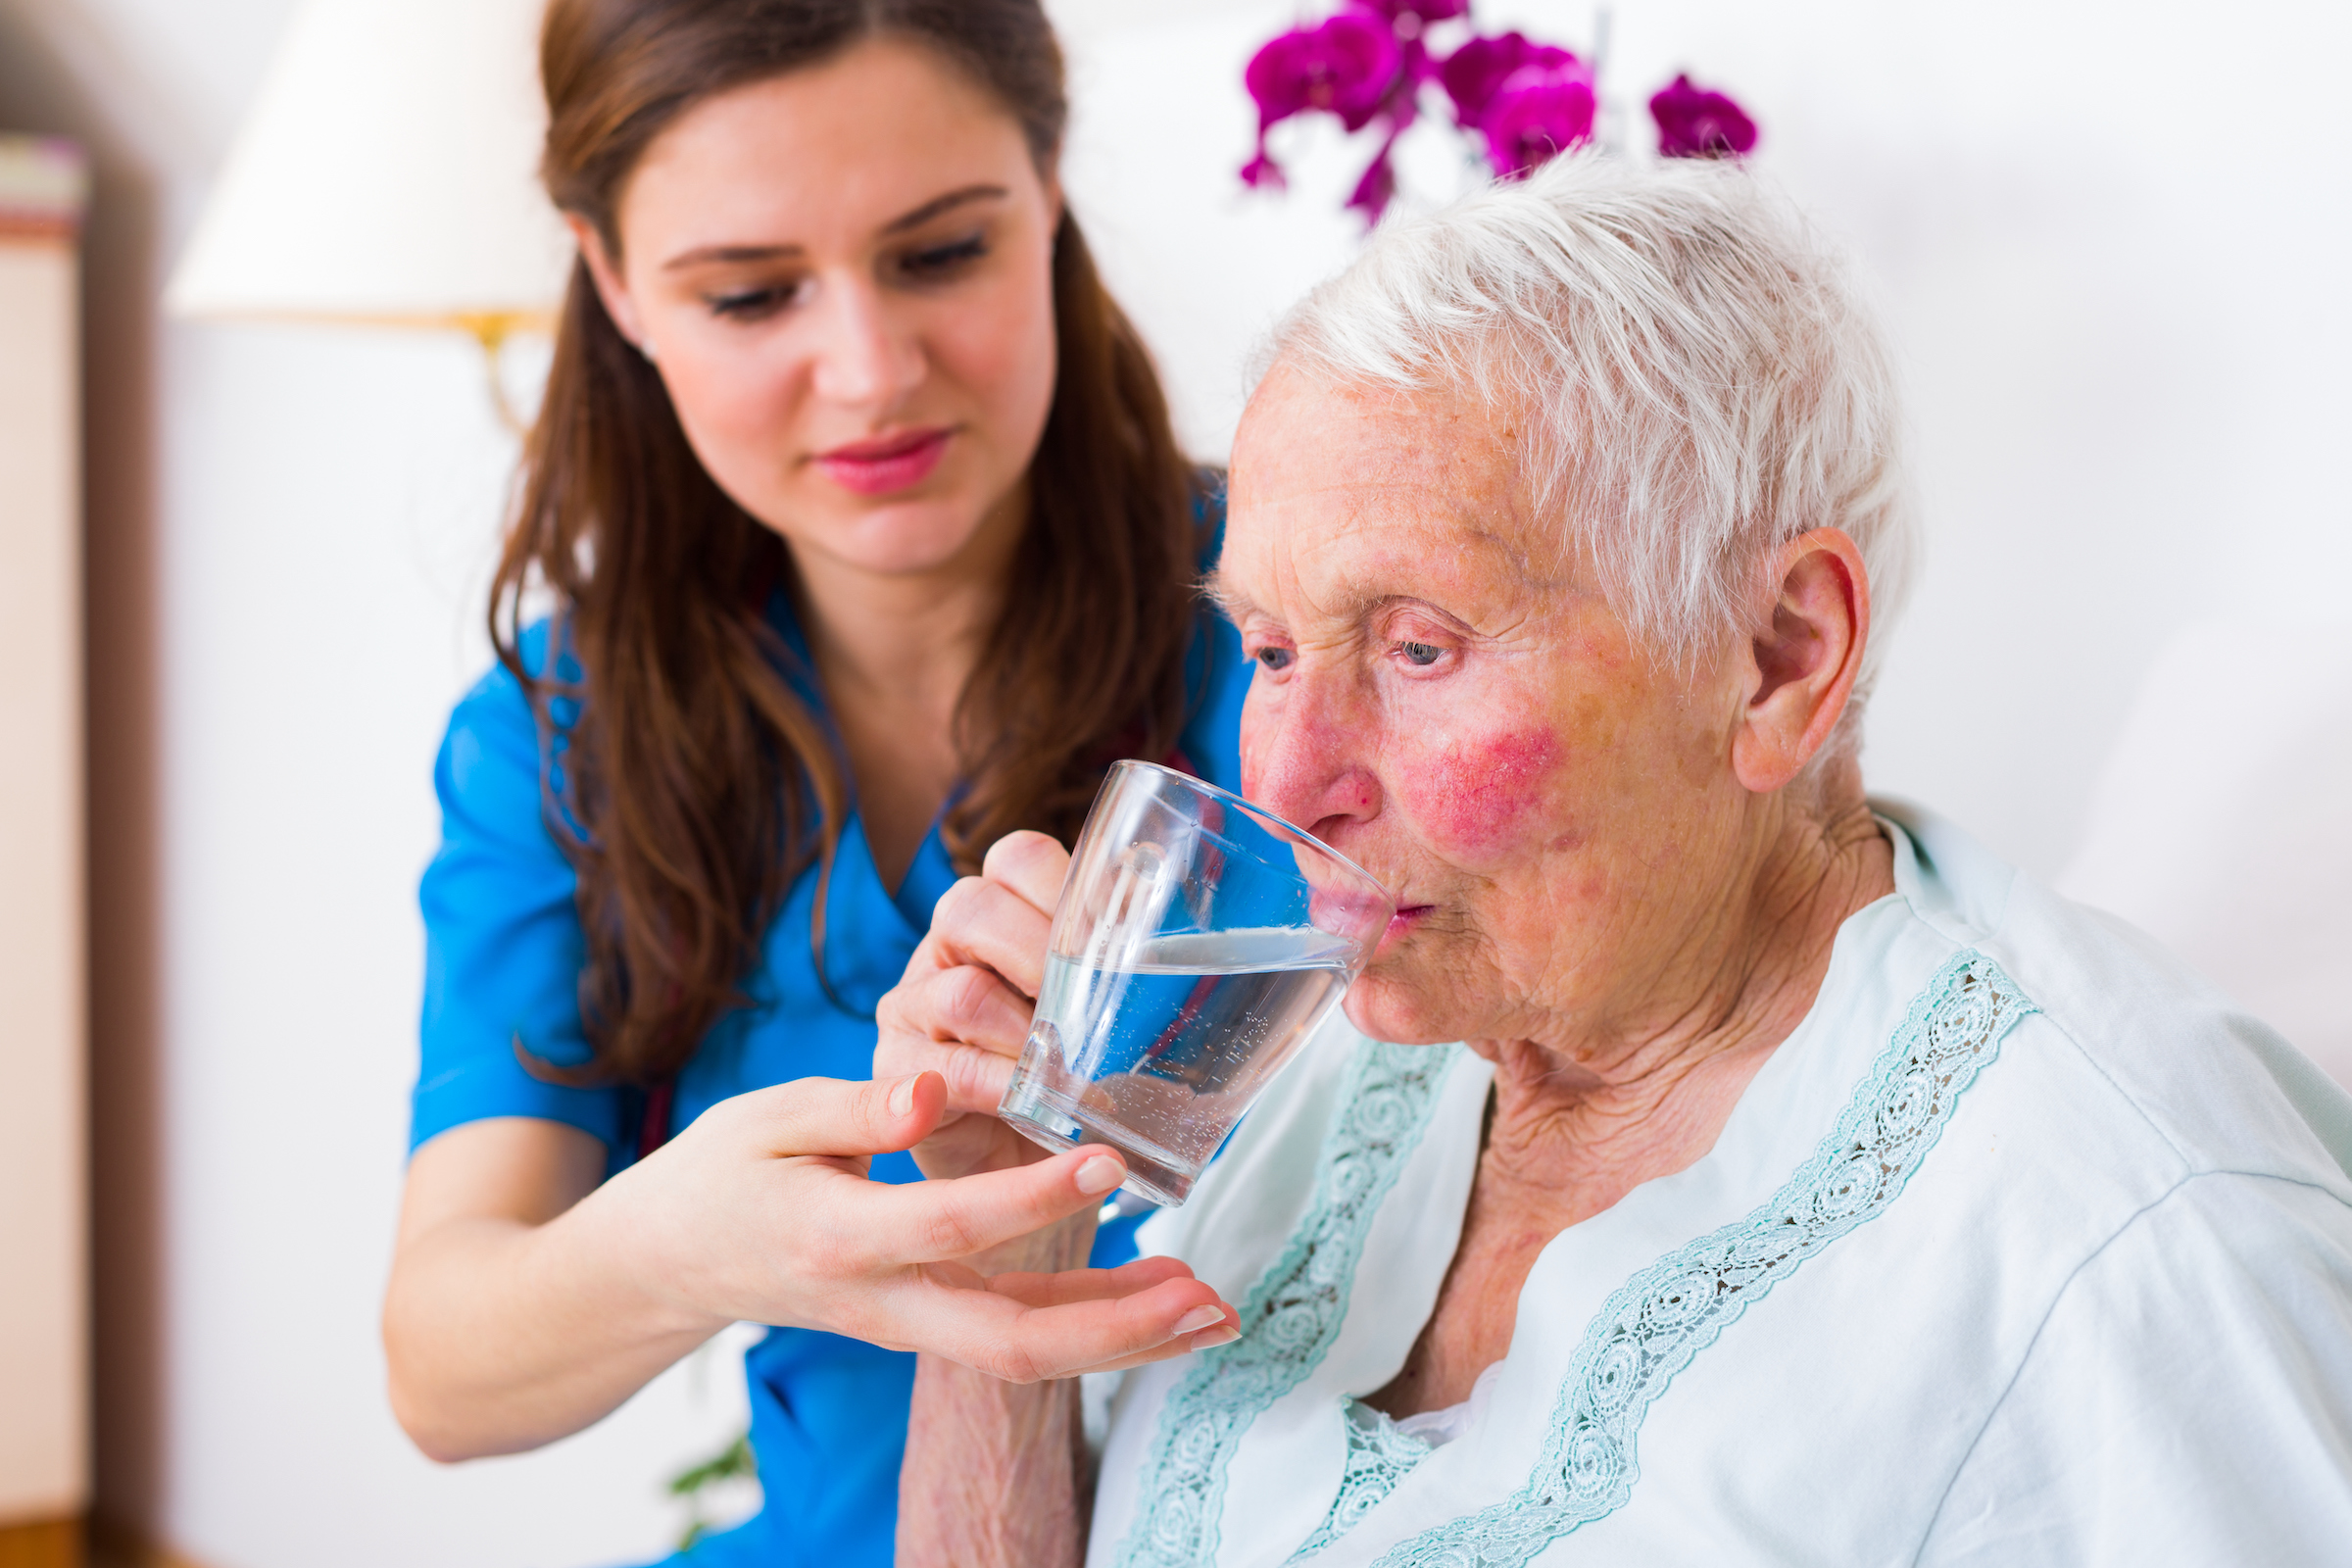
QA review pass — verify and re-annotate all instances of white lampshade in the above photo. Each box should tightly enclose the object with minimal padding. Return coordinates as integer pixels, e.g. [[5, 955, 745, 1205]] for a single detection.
[[167, 0, 572, 328]]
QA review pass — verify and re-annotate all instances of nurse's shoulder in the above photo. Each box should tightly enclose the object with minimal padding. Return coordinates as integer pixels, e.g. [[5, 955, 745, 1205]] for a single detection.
[[430, 620, 585, 868]]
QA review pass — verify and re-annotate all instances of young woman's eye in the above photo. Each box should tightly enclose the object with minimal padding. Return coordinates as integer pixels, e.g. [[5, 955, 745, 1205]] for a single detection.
[[1255, 645, 1295, 672], [1398, 641, 1445, 666], [706, 284, 799, 320], [901, 234, 987, 279]]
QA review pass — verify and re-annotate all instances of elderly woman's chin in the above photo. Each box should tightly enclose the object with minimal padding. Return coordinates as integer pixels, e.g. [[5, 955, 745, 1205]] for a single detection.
[[1341, 936, 1506, 1050]]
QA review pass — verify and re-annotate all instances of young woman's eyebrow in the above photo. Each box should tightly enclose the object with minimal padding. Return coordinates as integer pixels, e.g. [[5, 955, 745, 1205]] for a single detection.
[[881, 182, 1009, 234], [661, 185, 1011, 272], [663, 241, 800, 270]]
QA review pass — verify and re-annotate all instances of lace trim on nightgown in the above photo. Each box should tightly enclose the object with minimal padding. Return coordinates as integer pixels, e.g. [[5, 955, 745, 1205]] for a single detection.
[[1289, 1363, 1503, 1558], [1110, 1039, 1464, 1568], [1355, 951, 2034, 1567]]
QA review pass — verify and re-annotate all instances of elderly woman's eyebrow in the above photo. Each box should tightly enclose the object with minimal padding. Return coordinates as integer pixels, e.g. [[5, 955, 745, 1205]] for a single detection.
[[1202, 576, 1483, 644], [1201, 571, 1377, 626], [1202, 572, 1257, 623], [1366, 594, 1484, 635]]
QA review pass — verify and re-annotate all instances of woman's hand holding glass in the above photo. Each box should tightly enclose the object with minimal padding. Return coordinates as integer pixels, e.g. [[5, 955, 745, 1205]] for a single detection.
[[874, 830, 1078, 1182]]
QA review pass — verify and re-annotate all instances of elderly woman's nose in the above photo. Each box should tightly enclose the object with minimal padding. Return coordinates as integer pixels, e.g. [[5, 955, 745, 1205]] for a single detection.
[[808, 279, 924, 407], [1244, 697, 1382, 837]]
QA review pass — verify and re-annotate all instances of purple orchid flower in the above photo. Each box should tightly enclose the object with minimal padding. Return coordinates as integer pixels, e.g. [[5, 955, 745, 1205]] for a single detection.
[[1479, 61, 1597, 174], [1351, 0, 1472, 24], [1241, 30, 1316, 186], [1344, 46, 1427, 224], [1347, 135, 1401, 223], [1241, 6, 1766, 218], [1437, 31, 1577, 129], [1241, 11, 1406, 188], [1649, 74, 1758, 158]]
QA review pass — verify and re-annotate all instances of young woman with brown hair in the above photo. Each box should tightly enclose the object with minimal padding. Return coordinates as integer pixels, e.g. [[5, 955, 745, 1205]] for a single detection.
[[381, 2, 1247, 1559]]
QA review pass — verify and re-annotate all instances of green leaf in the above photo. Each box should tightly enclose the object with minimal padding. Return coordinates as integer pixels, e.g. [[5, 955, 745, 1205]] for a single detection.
[[666, 1432, 755, 1497]]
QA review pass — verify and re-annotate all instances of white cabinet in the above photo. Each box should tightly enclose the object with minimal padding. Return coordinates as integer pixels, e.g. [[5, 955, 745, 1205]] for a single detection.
[[0, 133, 90, 1549]]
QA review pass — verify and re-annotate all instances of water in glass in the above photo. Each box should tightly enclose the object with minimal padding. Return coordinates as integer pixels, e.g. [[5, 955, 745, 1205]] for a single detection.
[[1001, 925, 1354, 1204]]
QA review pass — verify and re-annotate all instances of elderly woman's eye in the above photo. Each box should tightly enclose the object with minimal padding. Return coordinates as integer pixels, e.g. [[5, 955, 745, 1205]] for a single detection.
[[1255, 646, 1295, 671], [1399, 641, 1445, 666]]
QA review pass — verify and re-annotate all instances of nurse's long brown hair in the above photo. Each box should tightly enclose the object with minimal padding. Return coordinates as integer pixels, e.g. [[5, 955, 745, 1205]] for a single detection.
[[496, 0, 1201, 1086]]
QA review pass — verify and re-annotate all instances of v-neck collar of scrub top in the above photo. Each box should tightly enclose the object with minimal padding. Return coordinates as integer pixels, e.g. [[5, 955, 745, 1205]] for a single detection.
[[760, 582, 964, 989]]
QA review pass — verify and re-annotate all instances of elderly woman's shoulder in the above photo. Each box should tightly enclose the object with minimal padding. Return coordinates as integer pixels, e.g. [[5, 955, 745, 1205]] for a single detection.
[[1891, 803, 2352, 1211]]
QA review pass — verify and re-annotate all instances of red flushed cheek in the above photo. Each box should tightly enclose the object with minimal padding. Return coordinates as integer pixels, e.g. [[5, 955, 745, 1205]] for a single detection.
[[1399, 725, 1562, 858]]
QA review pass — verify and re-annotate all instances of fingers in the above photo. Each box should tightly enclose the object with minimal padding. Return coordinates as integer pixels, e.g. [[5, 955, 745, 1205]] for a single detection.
[[988, 1261, 1243, 1376], [903, 1268, 1238, 1383], [925, 872, 1054, 1002], [866, 1144, 1132, 1264], [981, 830, 1072, 915], [936, 1033, 1018, 1119], [979, 1277, 1239, 1381], [982, 1254, 1198, 1308], [1064, 1292, 1243, 1374], [740, 1073, 947, 1159], [874, 934, 1037, 1117], [885, 961, 1034, 1061], [871, 834, 1066, 1121]]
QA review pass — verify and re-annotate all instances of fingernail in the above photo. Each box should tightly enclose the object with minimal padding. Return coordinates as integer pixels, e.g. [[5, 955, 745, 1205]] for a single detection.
[[889, 1074, 920, 1117], [1191, 1325, 1241, 1350], [1075, 1153, 1125, 1197], [1172, 1305, 1225, 1336]]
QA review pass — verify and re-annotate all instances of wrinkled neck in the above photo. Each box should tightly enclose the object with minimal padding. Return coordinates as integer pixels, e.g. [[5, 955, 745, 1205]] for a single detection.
[[1473, 794, 1892, 1203]]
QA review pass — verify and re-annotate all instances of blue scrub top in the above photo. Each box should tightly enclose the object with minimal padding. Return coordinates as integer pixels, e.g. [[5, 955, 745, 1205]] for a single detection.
[[412, 526, 1250, 1568]]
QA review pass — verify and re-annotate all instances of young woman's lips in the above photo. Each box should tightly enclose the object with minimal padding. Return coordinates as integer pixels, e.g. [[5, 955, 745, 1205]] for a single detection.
[[814, 427, 952, 496]]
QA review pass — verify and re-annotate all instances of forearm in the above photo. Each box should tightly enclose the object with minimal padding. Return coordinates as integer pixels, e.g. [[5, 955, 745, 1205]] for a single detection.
[[900, 1352, 1088, 1567], [384, 1179, 722, 1460], [898, 1211, 1097, 1568]]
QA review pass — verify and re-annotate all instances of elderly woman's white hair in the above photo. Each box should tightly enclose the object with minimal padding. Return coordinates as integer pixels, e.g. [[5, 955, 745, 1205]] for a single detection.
[[1262, 152, 1918, 750]]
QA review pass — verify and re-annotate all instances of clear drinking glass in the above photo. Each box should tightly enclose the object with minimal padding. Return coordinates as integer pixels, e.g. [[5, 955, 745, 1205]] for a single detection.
[[997, 760, 1396, 1206]]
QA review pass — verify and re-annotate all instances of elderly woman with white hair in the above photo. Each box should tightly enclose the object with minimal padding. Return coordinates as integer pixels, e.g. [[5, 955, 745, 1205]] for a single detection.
[[873, 153, 2352, 1566]]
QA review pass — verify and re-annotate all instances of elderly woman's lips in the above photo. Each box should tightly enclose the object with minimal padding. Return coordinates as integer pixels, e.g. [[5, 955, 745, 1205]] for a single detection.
[[815, 428, 952, 496], [1382, 906, 1435, 946]]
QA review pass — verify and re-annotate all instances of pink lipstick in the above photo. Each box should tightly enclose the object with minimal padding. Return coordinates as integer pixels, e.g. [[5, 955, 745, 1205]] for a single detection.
[[815, 427, 952, 496]]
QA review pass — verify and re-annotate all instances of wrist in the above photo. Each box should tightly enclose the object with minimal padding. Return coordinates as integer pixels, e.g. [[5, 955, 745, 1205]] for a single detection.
[[547, 1161, 731, 1343]]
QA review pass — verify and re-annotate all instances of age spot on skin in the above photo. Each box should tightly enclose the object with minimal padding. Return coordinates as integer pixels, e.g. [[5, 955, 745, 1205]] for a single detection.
[[1406, 726, 1561, 858]]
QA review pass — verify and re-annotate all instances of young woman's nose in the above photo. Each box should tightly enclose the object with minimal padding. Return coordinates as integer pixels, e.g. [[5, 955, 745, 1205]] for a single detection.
[[1242, 679, 1382, 843], [808, 277, 924, 409]]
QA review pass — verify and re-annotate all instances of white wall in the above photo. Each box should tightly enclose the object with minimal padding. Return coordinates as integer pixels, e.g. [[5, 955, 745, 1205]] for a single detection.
[[4, 0, 2345, 1564], [146, 318, 760, 1567]]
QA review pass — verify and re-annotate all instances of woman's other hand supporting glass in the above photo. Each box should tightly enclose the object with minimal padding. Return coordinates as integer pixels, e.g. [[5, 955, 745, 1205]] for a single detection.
[[384, 1069, 1232, 1463]]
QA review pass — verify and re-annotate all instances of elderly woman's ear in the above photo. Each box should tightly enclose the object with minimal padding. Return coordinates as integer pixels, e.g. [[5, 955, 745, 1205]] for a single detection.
[[1730, 527, 1873, 795]]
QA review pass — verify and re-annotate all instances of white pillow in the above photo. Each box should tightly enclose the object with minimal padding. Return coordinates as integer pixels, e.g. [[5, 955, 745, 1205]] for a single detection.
[[2056, 618, 2352, 1089]]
